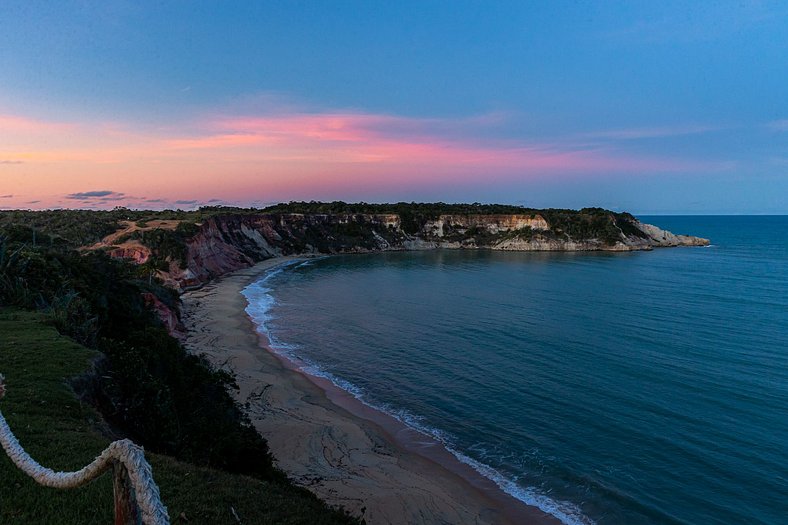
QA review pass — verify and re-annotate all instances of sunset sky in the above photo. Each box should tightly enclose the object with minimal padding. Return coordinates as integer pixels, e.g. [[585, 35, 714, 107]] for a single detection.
[[1, 1, 787, 213]]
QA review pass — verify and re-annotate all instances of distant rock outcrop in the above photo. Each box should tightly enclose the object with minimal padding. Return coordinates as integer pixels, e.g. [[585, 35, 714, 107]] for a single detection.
[[631, 222, 711, 247]]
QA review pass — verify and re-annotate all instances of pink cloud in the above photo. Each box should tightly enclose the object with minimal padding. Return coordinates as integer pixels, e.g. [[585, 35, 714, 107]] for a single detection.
[[165, 133, 273, 149], [162, 112, 705, 173], [211, 111, 510, 143], [213, 113, 402, 142], [0, 115, 73, 134], [0, 106, 727, 210]]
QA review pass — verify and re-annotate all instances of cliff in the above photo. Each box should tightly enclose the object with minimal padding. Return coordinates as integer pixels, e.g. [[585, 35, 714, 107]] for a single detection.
[[162, 213, 406, 288], [108, 210, 708, 290]]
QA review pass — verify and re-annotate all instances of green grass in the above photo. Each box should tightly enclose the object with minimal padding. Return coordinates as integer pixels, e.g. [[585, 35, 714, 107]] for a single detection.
[[0, 310, 361, 524]]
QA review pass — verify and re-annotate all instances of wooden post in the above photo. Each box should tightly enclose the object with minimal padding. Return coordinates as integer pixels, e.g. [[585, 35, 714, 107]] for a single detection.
[[113, 460, 140, 525]]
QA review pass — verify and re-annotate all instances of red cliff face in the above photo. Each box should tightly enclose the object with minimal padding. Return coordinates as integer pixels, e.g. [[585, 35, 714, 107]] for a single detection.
[[108, 244, 151, 264], [162, 216, 281, 289], [142, 292, 185, 339], [163, 214, 404, 289]]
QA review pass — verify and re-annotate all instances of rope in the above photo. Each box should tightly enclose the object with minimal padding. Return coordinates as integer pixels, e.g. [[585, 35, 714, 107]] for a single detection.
[[0, 373, 170, 525]]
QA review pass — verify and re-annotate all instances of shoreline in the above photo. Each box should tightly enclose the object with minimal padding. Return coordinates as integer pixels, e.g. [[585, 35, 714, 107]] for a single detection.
[[180, 256, 561, 525]]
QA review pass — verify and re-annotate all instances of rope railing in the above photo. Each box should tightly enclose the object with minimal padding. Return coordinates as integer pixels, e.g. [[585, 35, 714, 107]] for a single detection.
[[0, 373, 170, 525]]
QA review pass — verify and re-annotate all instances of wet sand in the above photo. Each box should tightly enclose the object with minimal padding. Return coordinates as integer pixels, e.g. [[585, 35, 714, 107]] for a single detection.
[[180, 257, 560, 525]]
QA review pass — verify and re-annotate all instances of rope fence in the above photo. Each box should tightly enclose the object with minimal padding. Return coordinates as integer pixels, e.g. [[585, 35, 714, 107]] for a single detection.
[[0, 373, 170, 525]]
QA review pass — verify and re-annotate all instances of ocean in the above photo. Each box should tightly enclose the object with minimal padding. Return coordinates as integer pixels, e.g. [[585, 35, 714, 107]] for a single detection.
[[241, 216, 788, 525]]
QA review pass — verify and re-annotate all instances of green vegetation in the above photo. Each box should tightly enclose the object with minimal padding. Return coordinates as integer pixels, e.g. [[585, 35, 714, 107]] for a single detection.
[[0, 209, 203, 249], [0, 310, 360, 524], [272, 215, 403, 252], [0, 213, 362, 523], [538, 208, 621, 245], [120, 222, 201, 269], [0, 229, 276, 477], [0, 209, 126, 247], [261, 201, 539, 235], [262, 202, 643, 245], [538, 208, 648, 245]]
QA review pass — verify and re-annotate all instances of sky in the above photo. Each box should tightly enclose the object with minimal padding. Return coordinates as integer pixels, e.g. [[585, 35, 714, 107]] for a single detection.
[[1, 1, 787, 214]]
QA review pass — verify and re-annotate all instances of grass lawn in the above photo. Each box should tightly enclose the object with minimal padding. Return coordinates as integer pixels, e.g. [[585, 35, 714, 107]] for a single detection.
[[0, 309, 360, 524]]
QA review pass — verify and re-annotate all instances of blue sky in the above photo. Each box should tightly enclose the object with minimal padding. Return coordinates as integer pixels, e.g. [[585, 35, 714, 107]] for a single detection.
[[1, 1, 786, 213]]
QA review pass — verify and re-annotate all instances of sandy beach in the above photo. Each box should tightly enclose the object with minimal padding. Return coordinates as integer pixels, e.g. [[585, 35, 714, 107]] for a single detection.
[[180, 257, 560, 525]]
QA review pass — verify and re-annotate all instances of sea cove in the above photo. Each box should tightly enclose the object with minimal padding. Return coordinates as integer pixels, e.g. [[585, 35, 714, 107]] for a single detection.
[[243, 216, 788, 525]]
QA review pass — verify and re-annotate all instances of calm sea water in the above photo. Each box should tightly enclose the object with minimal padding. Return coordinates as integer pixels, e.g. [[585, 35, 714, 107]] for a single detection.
[[242, 216, 788, 525]]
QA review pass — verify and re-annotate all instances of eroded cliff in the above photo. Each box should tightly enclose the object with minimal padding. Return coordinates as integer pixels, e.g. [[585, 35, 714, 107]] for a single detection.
[[100, 210, 708, 290]]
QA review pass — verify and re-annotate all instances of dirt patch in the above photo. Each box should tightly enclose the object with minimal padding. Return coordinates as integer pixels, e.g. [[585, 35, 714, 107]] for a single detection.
[[83, 220, 184, 253]]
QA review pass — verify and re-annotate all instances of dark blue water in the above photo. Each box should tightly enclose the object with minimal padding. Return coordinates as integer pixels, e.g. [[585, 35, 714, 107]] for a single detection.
[[242, 216, 788, 524]]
